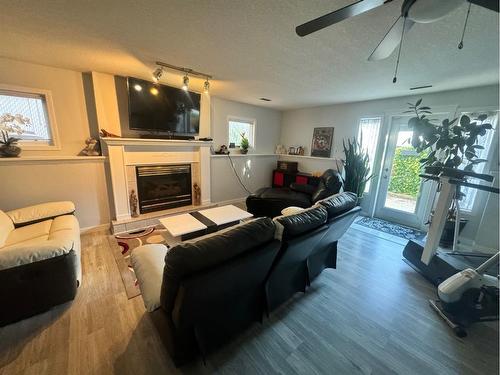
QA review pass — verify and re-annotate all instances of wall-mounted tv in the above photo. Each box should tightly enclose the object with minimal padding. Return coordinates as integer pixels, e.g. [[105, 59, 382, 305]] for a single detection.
[[127, 77, 200, 135]]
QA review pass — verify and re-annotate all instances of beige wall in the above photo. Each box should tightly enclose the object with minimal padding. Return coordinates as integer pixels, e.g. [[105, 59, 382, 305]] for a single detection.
[[0, 161, 110, 229], [0, 57, 92, 156], [0, 58, 110, 228]]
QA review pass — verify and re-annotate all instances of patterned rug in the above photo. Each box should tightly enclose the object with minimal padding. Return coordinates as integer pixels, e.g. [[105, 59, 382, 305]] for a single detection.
[[355, 217, 427, 242], [109, 226, 169, 299]]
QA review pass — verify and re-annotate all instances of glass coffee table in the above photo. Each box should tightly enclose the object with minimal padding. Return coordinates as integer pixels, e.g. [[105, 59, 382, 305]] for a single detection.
[[159, 205, 253, 242]]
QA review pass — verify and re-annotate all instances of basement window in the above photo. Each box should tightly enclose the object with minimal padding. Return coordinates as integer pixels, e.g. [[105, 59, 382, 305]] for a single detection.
[[228, 117, 255, 148], [0, 85, 60, 150]]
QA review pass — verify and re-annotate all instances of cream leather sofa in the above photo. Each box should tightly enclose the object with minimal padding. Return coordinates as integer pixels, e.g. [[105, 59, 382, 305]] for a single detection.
[[0, 201, 81, 326]]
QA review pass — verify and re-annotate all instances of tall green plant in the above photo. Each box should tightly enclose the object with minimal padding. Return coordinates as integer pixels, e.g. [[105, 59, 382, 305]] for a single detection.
[[338, 137, 372, 198], [406, 100, 493, 172]]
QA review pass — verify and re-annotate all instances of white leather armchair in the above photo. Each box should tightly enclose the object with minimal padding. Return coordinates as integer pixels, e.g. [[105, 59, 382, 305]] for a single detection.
[[0, 201, 81, 326]]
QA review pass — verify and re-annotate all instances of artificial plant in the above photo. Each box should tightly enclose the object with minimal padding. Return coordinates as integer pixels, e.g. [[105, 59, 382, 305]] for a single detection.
[[240, 132, 249, 154], [338, 137, 372, 198], [406, 99, 493, 174]]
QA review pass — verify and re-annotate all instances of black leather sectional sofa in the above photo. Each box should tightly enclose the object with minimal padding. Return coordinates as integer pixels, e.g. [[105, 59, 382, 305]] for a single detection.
[[133, 192, 359, 366]]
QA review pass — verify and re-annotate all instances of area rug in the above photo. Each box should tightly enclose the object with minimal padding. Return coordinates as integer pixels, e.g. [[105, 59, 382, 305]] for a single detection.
[[109, 226, 169, 299], [355, 217, 427, 242]]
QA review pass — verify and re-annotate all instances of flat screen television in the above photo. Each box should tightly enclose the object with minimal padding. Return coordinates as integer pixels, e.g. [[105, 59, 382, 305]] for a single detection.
[[127, 77, 200, 135]]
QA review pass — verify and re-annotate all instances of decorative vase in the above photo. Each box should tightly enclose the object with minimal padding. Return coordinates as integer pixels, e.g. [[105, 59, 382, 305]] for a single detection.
[[240, 148, 248, 154], [0, 145, 21, 157]]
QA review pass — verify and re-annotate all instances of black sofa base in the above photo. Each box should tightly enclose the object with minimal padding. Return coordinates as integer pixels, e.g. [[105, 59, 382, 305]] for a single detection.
[[0, 251, 78, 326]]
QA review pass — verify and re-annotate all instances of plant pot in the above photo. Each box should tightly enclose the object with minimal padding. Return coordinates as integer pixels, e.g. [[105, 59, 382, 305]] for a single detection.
[[439, 219, 467, 248], [240, 148, 248, 154], [0, 145, 21, 157]]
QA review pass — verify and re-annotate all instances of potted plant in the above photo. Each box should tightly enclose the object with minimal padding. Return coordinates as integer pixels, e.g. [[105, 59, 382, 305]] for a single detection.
[[0, 113, 31, 158], [240, 132, 249, 154], [337, 137, 372, 203], [406, 100, 493, 246], [0, 131, 22, 157]]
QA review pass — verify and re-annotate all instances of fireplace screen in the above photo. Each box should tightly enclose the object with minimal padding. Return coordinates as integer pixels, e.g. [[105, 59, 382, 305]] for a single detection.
[[136, 164, 192, 213]]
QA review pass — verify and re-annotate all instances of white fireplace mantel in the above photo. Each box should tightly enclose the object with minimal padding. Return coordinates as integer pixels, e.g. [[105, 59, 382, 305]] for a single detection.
[[101, 137, 213, 222]]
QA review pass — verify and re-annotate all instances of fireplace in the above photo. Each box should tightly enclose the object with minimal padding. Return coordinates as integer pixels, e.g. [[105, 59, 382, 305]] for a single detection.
[[136, 164, 192, 213]]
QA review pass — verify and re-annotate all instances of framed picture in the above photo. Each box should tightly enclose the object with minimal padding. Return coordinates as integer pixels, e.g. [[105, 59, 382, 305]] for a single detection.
[[311, 127, 334, 157]]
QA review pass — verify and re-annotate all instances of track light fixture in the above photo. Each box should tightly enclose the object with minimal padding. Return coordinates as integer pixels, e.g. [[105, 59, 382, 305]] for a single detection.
[[152, 67, 163, 82], [153, 61, 213, 92], [203, 78, 210, 94], [182, 74, 189, 91]]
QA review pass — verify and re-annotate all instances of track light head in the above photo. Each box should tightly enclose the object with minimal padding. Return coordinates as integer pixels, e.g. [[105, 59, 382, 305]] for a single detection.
[[152, 67, 163, 82], [203, 78, 210, 94], [182, 74, 189, 91]]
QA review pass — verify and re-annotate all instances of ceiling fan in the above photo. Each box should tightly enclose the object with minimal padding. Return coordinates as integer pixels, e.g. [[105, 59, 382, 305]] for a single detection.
[[296, 0, 499, 70]]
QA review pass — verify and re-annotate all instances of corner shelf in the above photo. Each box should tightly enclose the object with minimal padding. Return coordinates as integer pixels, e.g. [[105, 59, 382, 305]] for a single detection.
[[277, 154, 338, 161]]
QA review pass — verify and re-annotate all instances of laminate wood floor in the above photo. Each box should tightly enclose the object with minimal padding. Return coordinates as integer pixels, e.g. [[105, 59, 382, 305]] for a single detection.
[[1, 227, 498, 375]]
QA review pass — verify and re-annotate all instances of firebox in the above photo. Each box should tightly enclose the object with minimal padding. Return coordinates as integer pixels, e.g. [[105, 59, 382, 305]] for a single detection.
[[136, 164, 192, 213]]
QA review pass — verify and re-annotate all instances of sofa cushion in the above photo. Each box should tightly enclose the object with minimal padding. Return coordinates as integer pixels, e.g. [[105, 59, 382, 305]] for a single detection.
[[274, 205, 327, 240], [161, 217, 275, 313], [0, 210, 14, 248], [4, 220, 52, 247], [131, 244, 169, 312], [317, 192, 358, 220], [311, 170, 342, 203], [281, 206, 305, 216], [0, 215, 81, 282], [7, 201, 75, 227]]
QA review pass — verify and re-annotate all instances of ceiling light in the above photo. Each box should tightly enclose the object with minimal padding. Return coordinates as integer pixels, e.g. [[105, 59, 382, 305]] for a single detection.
[[182, 74, 189, 91], [152, 67, 163, 82], [133, 84, 142, 92], [150, 87, 159, 96], [203, 78, 210, 94]]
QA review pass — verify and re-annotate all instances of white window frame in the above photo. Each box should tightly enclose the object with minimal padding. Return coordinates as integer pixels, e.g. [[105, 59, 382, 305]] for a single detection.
[[454, 106, 499, 214], [0, 83, 61, 151], [227, 115, 256, 149]]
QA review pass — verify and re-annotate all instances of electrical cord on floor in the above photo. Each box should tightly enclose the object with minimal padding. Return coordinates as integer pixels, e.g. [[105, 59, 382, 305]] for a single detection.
[[226, 153, 253, 195]]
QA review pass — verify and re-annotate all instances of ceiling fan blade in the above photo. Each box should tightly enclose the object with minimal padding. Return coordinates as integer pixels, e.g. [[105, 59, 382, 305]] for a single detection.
[[468, 0, 499, 12], [296, 0, 389, 37], [368, 17, 415, 61]]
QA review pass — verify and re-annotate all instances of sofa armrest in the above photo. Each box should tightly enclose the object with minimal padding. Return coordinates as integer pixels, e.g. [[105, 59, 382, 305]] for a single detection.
[[0, 239, 75, 271], [131, 244, 169, 312], [7, 201, 75, 227], [289, 183, 316, 196]]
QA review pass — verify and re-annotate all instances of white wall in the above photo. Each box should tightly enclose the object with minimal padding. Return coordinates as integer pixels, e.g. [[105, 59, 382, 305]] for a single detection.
[[0, 58, 111, 228], [210, 97, 281, 203], [280, 84, 499, 251]]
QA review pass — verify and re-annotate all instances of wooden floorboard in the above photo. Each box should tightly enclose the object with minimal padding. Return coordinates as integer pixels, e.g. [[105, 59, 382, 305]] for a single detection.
[[0, 227, 497, 374]]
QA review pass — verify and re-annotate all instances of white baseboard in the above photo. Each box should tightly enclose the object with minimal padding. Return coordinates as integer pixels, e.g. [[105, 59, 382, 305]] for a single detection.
[[80, 223, 110, 234], [215, 197, 247, 206]]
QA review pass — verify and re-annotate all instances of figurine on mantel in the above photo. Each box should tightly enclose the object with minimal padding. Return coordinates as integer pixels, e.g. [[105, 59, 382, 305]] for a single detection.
[[129, 189, 139, 217], [79, 137, 101, 156], [193, 183, 201, 206]]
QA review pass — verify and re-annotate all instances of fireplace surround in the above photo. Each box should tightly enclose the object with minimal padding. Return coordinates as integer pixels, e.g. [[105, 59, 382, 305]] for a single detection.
[[101, 137, 212, 228]]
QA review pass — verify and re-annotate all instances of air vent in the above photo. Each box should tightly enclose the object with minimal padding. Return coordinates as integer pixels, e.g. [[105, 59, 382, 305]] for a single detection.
[[410, 85, 432, 90], [259, 97, 272, 101]]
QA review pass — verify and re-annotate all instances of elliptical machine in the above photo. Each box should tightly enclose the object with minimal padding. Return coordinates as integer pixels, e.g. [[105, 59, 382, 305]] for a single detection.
[[430, 252, 499, 337], [402, 169, 499, 337]]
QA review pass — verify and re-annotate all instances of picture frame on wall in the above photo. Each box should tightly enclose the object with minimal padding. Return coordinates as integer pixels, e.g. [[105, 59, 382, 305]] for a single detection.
[[311, 127, 334, 158]]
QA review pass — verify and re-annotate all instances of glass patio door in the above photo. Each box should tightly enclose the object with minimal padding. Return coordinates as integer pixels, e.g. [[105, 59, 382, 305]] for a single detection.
[[374, 114, 444, 229]]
